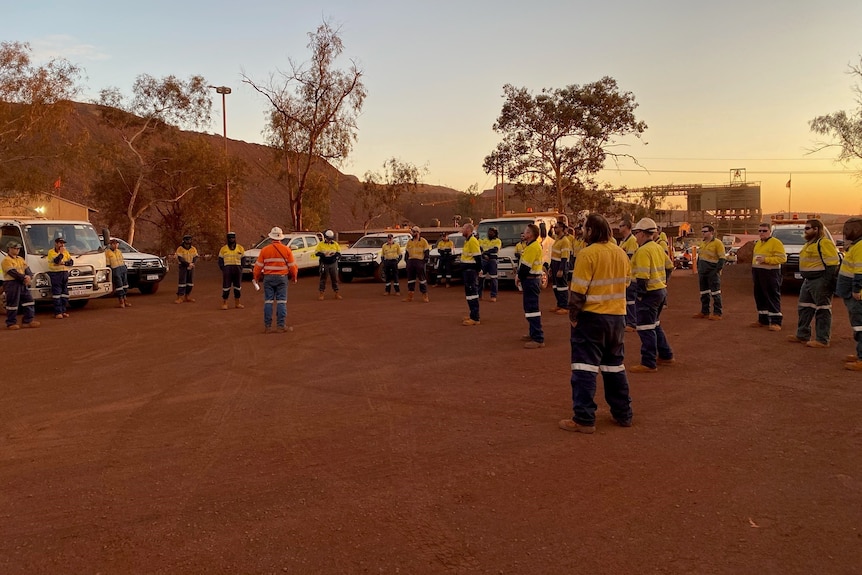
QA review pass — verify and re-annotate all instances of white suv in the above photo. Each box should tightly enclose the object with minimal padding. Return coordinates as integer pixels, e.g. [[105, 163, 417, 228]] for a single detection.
[[241, 232, 323, 279], [338, 232, 411, 282]]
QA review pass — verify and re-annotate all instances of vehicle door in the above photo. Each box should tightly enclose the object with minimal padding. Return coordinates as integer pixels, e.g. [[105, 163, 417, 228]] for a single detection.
[[305, 235, 320, 267], [287, 237, 308, 268]]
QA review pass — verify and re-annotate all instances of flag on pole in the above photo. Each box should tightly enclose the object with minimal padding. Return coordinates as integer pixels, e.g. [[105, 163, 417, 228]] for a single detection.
[[53, 178, 61, 190]]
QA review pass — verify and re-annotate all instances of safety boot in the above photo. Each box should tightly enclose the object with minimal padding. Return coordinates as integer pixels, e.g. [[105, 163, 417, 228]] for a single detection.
[[318, 292, 325, 301], [123, 298, 131, 308], [221, 301, 229, 310], [334, 293, 343, 300], [235, 301, 244, 309], [422, 293, 429, 303], [23, 321, 40, 328], [184, 295, 196, 303], [175, 297, 184, 304], [403, 292, 414, 302]]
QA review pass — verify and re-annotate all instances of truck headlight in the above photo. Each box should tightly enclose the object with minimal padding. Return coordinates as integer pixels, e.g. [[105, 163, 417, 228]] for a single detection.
[[96, 269, 110, 283], [34, 273, 50, 288], [359, 254, 374, 262]]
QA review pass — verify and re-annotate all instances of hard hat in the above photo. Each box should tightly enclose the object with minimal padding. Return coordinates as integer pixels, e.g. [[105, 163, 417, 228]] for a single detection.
[[182, 234, 192, 241], [411, 226, 420, 233], [324, 230, 335, 239], [633, 217, 658, 232], [268, 227, 285, 240], [226, 231, 236, 238]]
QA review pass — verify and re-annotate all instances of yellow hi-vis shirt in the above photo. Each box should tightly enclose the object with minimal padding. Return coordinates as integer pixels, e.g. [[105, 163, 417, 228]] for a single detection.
[[380, 242, 402, 261], [571, 238, 586, 259], [105, 247, 125, 269], [570, 242, 630, 315], [520, 239, 544, 275], [219, 244, 245, 266], [698, 238, 725, 264], [483, 237, 502, 256], [436, 239, 454, 252], [631, 241, 668, 291], [619, 233, 638, 259], [47, 248, 72, 272], [837, 239, 862, 297], [461, 236, 481, 264], [405, 238, 430, 260], [752, 236, 786, 270], [176, 245, 199, 265], [514, 241, 526, 259], [799, 237, 840, 273], [2, 255, 28, 280], [550, 236, 572, 262]]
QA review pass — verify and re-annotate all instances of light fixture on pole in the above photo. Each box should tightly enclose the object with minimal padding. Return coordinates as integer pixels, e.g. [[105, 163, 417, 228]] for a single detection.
[[209, 85, 232, 233]]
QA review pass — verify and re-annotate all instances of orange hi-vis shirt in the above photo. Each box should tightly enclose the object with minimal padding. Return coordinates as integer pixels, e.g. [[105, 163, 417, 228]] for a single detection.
[[254, 243, 297, 281]]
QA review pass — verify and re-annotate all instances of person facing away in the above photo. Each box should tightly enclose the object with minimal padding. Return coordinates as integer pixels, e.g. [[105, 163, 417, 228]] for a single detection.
[[628, 218, 674, 373], [560, 213, 632, 434], [253, 227, 298, 334], [218, 232, 245, 310]]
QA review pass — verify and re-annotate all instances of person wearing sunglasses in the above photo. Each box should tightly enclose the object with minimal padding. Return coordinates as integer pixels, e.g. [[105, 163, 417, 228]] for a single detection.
[[750, 224, 787, 330], [693, 225, 726, 320], [788, 219, 840, 348]]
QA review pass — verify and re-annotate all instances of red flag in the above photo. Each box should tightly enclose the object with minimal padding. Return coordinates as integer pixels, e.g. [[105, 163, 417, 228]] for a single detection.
[[785, 179, 791, 188], [53, 178, 61, 190]]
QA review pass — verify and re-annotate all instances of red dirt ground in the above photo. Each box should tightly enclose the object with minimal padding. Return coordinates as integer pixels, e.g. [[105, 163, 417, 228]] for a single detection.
[[2, 263, 860, 574]]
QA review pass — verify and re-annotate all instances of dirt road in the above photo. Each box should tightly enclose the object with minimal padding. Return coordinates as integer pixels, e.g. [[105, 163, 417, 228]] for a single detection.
[[2, 263, 860, 574]]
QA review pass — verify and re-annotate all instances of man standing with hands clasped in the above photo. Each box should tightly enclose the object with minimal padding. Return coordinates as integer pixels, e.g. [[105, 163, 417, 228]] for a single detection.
[[47, 235, 73, 319], [693, 224, 726, 320], [750, 223, 786, 330], [175, 235, 199, 304]]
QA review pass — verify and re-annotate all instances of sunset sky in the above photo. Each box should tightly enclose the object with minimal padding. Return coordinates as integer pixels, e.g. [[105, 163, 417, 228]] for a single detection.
[[4, 0, 861, 214]]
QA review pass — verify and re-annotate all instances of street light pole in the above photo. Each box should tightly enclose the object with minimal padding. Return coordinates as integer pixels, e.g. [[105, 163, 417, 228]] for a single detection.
[[209, 85, 232, 233]]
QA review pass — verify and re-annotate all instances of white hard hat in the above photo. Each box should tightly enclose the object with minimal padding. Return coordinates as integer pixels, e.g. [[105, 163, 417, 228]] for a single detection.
[[633, 217, 658, 232], [268, 227, 285, 240], [324, 230, 335, 239]]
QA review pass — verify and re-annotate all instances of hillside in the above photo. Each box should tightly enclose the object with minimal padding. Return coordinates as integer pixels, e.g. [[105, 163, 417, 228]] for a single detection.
[[44, 102, 470, 251]]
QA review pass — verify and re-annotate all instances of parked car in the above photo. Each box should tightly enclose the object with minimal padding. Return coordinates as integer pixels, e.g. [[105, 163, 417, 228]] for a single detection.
[[109, 238, 168, 295], [427, 232, 465, 285], [338, 232, 411, 282], [241, 232, 323, 279]]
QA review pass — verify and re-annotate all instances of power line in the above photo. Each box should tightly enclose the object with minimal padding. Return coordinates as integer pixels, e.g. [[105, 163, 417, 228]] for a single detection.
[[602, 168, 854, 175]]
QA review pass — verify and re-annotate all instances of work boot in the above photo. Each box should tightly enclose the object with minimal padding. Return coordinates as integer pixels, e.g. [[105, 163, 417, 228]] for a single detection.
[[221, 301, 228, 310], [335, 293, 343, 300], [749, 321, 766, 328], [845, 355, 860, 363], [318, 292, 325, 301], [806, 340, 829, 348], [520, 335, 533, 342], [692, 312, 708, 319], [422, 293, 429, 303], [767, 325, 781, 332], [629, 364, 658, 373], [175, 297, 184, 304], [184, 295, 196, 303], [462, 318, 480, 326], [657, 357, 676, 365], [118, 300, 125, 308], [846, 361, 862, 371], [123, 298, 131, 308], [403, 292, 414, 302], [524, 341, 545, 349], [55, 313, 64, 319], [558, 419, 596, 434], [489, 297, 497, 303], [23, 321, 40, 328], [7, 324, 20, 330], [787, 335, 806, 343], [707, 314, 722, 321], [235, 301, 244, 309]]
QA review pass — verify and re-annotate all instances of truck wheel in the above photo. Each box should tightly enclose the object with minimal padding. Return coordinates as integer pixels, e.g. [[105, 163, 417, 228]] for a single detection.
[[138, 282, 160, 295]]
